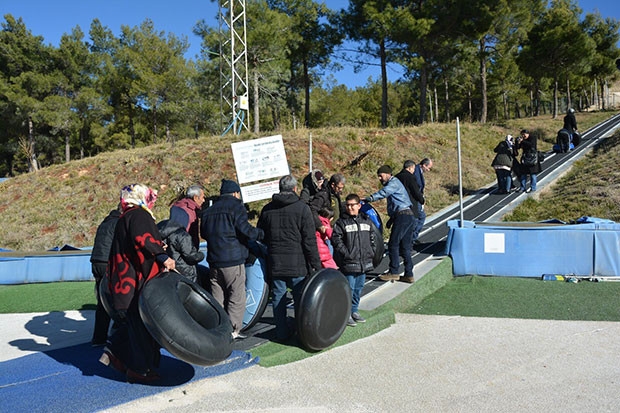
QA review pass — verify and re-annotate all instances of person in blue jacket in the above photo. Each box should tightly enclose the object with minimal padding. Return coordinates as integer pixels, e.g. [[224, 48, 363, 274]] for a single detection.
[[364, 165, 416, 284], [201, 179, 263, 339]]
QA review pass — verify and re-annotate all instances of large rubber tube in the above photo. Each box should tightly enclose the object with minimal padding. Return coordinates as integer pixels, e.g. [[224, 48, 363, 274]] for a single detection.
[[138, 271, 233, 366], [241, 256, 270, 332], [296, 268, 352, 352], [361, 202, 385, 268]]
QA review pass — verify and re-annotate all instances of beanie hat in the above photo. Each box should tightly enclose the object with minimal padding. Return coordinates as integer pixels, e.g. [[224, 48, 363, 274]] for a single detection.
[[314, 170, 324, 182], [520, 129, 529, 135], [220, 179, 241, 194], [377, 165, 392, 175]]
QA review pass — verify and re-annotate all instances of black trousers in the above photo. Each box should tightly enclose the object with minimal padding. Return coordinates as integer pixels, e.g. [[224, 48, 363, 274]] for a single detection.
[[91, 263, 111, 344], [107, 299, 160, 374]]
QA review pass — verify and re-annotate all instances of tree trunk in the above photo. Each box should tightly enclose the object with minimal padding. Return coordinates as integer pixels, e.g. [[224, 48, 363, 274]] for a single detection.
[[152, 105, 158, 144], [479, 40, 487, 124], [444, 77, 450, 122], [127, 99, 136, 149], [304, 58, 310, 128], [434, 87, 439, 123], [552, 79, 558, 119], [566, 78, 572, 110], [380, 39, 388, 128], [28, 116, 38, 172], [419, 64, 428, 124], [65, 134, 70, 162]]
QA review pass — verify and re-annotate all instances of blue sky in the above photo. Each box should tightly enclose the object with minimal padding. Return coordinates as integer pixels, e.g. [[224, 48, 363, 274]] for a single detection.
[[1, 0, 618, 88]]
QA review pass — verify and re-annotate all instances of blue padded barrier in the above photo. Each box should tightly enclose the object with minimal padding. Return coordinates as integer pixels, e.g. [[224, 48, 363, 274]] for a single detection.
[[446, 220, 604, 277]]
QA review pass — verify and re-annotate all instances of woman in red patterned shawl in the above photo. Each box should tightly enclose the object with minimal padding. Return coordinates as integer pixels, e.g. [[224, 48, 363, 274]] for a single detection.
[[100, 183, 175, 383]]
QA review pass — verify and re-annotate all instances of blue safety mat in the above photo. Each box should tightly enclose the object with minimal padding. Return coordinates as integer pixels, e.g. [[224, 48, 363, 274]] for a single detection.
[[0, 343, 258, 412], [446, 219, 620, 277]]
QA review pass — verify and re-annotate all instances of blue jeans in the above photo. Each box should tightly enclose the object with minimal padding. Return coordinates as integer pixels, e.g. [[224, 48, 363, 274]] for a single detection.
[[520, 173, 537, 191], [271, 276, 305, 340], [388, 213, 415, 277], [345, 273, 365, 314], [412, 203, 425, 242]]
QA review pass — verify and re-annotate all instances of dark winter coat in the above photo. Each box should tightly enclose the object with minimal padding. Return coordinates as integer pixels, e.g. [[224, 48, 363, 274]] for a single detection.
[[107, 207, 168, 311], [563, 113, 577, 132], [395, 168, 424, 217], [331, 212, 378, 274], [90, 209, 121, 267], [258, 191, 321, 279], [491, 141, 514, 169], [201, 194, 263, 269], [300, 171, 322, 203], [308, 186, 344, 229], [170, 197, 202, 248], [158, 219, 205, 281], [517, 135, 541, 175]]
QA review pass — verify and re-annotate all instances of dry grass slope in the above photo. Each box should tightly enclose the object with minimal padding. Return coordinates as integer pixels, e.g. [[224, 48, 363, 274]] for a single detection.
[[0, 111, 615, 251]]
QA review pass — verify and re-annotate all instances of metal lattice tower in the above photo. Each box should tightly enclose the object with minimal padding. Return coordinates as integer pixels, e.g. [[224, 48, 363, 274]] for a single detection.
[[219, 0, 249, 135]]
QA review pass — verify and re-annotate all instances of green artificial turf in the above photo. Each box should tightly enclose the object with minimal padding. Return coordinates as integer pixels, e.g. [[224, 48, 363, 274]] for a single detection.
[[0, 281, 96, 313], [412, 273, 620, 321]]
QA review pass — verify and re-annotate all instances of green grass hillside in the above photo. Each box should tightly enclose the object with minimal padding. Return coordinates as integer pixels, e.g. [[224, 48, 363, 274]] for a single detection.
[[0, 112, 615, 251]]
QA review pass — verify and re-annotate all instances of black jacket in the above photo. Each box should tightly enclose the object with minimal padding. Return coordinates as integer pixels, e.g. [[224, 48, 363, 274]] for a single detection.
[[395, 168, 424, 217], [308, 186, 344, 230], [90, 209, 121, 265], [331, 212, 378, 274], [158, 219, 205, 281], [517, 135, 542, 174], [201, 194, 263, 268], [300, 171, 322, 203], [258, 191, 321, 278], [563, 113, 577, 132]]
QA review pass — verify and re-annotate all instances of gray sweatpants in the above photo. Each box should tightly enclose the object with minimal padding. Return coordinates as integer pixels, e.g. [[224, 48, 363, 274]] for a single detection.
[[209, 264, 246, 333]]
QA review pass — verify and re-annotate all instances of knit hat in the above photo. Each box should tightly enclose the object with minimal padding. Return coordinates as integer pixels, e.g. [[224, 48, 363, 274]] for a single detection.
[[520, 129, 529, 135], [377, 165, 392, 175], [220, 179, 241, 194]]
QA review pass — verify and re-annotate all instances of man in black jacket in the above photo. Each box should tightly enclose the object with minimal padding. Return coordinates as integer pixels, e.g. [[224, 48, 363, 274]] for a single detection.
[[395, 160, 424, 218], [90, 205, 121, 346], [258, 175, 321, 342], [201, 179, 263, 339]]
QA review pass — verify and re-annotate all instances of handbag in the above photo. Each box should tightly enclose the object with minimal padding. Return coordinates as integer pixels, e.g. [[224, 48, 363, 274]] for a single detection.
[[521, 150, 537, 166]]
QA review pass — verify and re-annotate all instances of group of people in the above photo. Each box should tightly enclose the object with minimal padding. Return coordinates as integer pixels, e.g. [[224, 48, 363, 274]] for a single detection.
[[492, 129, 541, 194], [492, 108, 578, 194], [91, 158, 433, 380], [92, 180, 262, 382], [301, 159, 432, 326], [557, 107, 579, 153]]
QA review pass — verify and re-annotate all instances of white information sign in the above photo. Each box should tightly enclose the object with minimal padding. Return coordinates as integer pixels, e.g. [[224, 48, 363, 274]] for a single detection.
[[484, 232, 505, 254], [240, 180, 281, 203], [231, 135, 289, 184]]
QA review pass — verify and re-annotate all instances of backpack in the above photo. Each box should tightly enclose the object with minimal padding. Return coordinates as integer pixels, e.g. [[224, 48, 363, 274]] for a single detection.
[[521, 150, 537, 166]]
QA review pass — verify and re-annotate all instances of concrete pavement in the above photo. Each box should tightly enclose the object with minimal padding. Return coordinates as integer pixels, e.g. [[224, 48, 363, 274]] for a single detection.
[[106, 314, 620, 412]]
